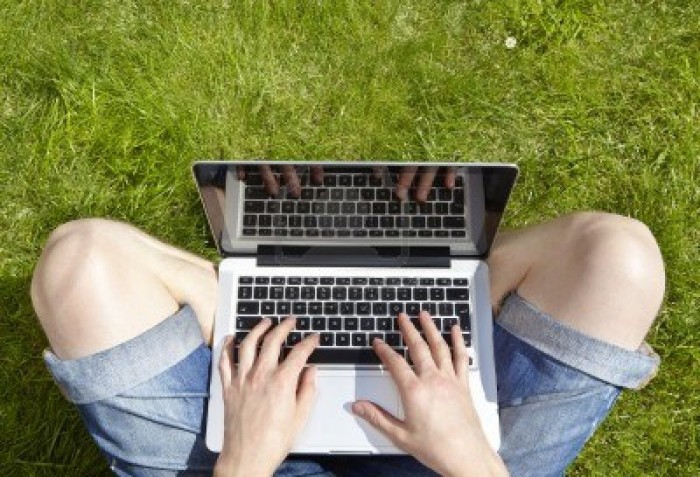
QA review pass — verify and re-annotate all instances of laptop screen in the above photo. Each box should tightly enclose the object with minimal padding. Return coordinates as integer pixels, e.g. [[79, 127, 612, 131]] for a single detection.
[[193, 162, 517, 258]]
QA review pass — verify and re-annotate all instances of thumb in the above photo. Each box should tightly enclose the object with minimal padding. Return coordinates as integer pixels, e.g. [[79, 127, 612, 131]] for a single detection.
[[352, 401, 407, 447]]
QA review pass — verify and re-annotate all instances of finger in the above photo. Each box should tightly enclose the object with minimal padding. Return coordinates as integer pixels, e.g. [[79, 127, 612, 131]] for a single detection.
[[372, 166, 387, 180], [444, 167, 457, 188], [258, 165, 280, 197], [451, 324, 470, 380], [419, 311, 453, 372], [294, 365, 318, 434], [281, 165, 301, 198], [310, 165, 324, 185], [397, 313, 435, 374], [218, 335, 235, 387], [352, 401, 407, 448], [280, 332, 320, 376], [414, 166, 438, 202], [236, 166, 246, 181], [255, 316, 296, 372], [395, 166, 418, 201], [372, 338, 415, 389], [237, 317, 272, 376]]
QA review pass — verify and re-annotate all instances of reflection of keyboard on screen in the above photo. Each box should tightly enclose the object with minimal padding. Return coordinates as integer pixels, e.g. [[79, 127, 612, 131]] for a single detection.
[[234, 274, 474, 367], [240, 171, 466, 238]]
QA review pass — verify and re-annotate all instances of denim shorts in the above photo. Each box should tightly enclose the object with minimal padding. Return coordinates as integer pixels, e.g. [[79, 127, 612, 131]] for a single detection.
[[44, 293, 659, 477]]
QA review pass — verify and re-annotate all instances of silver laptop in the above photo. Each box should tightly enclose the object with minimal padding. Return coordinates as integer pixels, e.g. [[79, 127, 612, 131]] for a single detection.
[[193, 161, 518, 454]]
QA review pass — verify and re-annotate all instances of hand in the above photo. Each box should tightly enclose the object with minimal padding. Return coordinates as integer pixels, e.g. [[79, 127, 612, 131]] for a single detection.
[[237, 165, 456, 202], [352, 312, 508, 477], [394, 166, 457, 202], [237, 165, 324, 198], [214, 317, 319, 477]]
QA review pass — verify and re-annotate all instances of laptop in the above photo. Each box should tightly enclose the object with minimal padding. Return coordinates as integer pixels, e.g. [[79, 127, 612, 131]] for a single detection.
[[193, 161, 518, 454]]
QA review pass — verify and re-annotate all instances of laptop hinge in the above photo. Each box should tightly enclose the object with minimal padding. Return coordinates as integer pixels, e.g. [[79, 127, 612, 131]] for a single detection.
[[256, 246, 451, 268]]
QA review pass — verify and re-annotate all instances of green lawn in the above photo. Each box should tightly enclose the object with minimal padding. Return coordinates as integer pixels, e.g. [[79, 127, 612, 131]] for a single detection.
[[1, 0, 698, 475]]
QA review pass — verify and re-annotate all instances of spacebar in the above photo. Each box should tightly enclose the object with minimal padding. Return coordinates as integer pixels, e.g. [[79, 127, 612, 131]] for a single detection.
[[300, 348, 382, 365]]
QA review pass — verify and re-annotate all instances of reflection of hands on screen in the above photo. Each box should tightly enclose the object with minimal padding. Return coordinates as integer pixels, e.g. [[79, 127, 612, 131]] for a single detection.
[[236, 165, 457, 202]]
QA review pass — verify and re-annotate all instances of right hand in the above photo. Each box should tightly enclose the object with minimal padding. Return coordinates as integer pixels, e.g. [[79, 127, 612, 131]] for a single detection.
[[352, 311, 508, 477]]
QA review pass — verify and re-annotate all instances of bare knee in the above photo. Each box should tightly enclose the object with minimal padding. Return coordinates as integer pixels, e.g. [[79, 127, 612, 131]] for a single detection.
[[31, 218, 120, 323], [562, 211, 665, 332], [567, 212, 664, 296]]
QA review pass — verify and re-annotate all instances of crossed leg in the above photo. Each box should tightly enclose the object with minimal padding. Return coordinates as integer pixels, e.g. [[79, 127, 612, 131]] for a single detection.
[[30, 212, 664, 473]]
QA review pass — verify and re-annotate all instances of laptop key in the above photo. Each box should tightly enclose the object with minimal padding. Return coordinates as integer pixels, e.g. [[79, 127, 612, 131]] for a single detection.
[[352, 333, 367, 347], [381, 288, 396, 301], [287, 332, 302, 346], [238, 286, 253, 299], [447, 288, 469, 301], [344, 317, 358, 330], [377, 318, 392, 330], [285, 287, 300, 299], [301, 287, 315, 299], [309, 302, 323, 314], [329, 317, 342, 330], [454, 279, 469, 286], [413, 288, 428, 300], [270, 286, 284, 299], [406, 303, 421, 315], [261, 302, 275, 315], [236, 316, 261, 330], [389, 302, 404, 315], [296, 316, 310, 330], [349, 287, 362, 300], [372, 303, 388, 315], [439, 303, 454, 316], [304, 348, 380, 365], [277, 302, 291, 315], [456, 303, 470, 330], [253, 287, 268, 299], [368, 333, 383, 345], [443, 317, 458, 332], [320, 277, 334, 285], [385, 333, 401, 347], [312, 317, 326, 330], [237, 302, 259, 315], [360, 318, 374, 330], [357, 303, 371, 315], [336, 332, 350, 346], [437, 278, 452, 286], [340, 302, 355, 315], [324, 303, 338, 315], [244, 201, 265, 213], [320, 333, 334, 347], [239, 276, 254, 284], [292, 302, 307, 315], [430, 288, 445, 301]]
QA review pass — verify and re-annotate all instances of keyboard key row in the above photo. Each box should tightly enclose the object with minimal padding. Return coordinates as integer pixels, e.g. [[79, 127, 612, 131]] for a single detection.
[[243, 200, 465, 216], [242, 228, 466, 238], [237, 286, 468, 302], [239, 276, 468, 286], [235, 314, 470, 333]]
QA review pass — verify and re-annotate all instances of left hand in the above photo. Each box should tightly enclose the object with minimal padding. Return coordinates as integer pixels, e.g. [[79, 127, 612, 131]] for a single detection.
[[214, 317, 319, 477]]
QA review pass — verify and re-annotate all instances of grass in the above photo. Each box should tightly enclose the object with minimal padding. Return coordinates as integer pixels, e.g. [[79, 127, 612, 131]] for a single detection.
[[0, 0, 698, 475]]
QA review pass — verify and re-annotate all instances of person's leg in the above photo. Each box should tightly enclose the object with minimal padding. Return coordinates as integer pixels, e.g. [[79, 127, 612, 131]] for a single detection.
[[486, 212, 664, 476], [488, 211, 665, 351], [31, 218, 217, 359], [31, 218, 332, 476]]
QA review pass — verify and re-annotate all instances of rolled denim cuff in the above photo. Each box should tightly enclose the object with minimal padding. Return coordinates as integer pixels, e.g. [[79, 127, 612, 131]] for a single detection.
[[496, 293, 660, 389], [43, 305, 204, 404]]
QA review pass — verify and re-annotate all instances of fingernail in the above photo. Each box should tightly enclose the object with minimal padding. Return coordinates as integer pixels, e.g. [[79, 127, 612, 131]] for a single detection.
[[352, 403, 364, 416], [396, 187, 407, 201]]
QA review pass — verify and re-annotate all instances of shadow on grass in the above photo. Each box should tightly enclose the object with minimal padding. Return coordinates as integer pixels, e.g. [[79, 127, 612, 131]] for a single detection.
[[0, 273, 109, 476]]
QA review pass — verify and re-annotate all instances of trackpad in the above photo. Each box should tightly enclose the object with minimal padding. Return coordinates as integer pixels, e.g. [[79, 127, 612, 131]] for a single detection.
[[293, 371, 403, 452]]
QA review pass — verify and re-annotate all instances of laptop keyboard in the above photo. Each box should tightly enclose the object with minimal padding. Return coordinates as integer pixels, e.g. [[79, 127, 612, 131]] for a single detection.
[[235, 275, 473, 366], [241, 172, 467, 238]]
